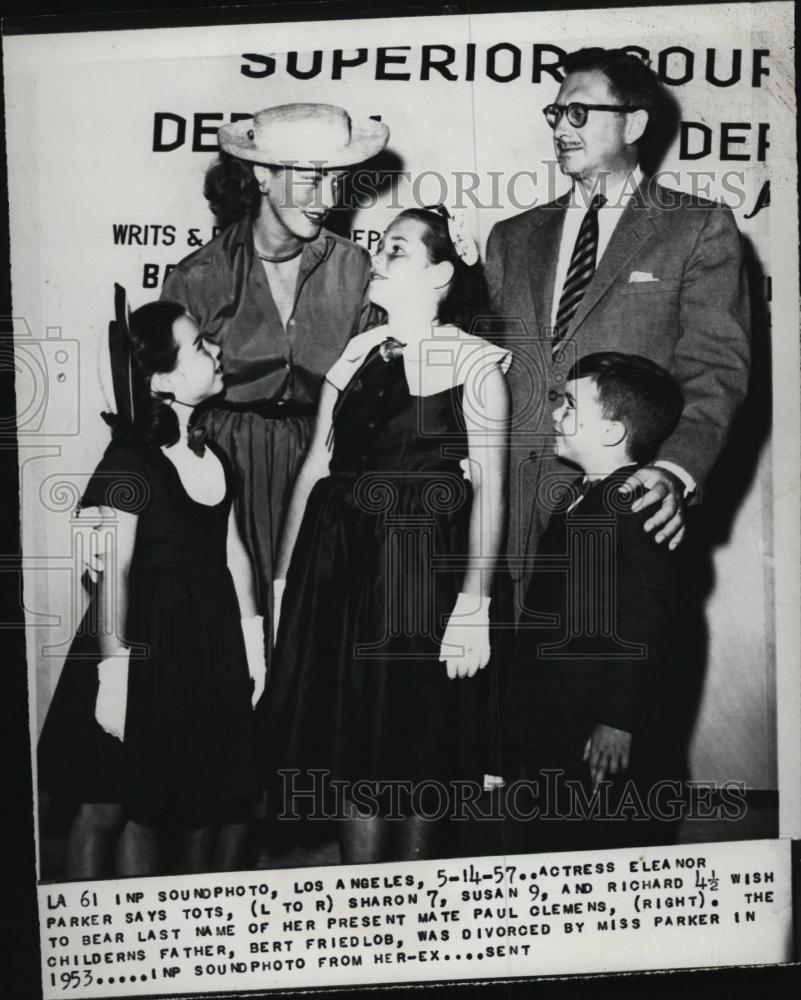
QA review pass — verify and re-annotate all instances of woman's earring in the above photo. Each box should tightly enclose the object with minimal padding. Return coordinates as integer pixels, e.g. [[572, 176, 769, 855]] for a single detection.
[[259, 181, 270, 194]]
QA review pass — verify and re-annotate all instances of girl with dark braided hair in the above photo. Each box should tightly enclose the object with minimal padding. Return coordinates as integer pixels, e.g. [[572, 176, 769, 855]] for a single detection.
[[38, 300, 262, 877]]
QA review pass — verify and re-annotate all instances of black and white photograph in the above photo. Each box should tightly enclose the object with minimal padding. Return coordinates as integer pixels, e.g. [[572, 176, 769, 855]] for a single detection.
[[3, 1, 799, 995]]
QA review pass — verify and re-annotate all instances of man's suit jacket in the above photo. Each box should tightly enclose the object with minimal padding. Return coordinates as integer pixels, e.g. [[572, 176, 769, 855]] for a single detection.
[[485, 177, 751, 570], [504, 472, 679, 760]]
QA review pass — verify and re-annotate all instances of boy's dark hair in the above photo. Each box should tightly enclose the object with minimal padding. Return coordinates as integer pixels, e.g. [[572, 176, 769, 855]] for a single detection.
[[567, 352, 684, 465], [396, 207, 487, 331], [562, 48, 663, 138]]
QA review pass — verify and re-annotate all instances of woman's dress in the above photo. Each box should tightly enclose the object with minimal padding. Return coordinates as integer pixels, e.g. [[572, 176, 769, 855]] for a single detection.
[[38, 439, 258, 822], [162, 219, 373, 625], [263, 332, 511, 812]]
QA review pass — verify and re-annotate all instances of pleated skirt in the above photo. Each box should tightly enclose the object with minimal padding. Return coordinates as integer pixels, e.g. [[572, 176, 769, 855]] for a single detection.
[[260, 474, 509, 811], [38, 566, 258, 821], [196, 406, 315, 620]]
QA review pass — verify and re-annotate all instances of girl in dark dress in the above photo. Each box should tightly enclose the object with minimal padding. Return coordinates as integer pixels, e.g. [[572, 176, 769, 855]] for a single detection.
[[265, 208, 511, 864], [38, 301, 263, 878]]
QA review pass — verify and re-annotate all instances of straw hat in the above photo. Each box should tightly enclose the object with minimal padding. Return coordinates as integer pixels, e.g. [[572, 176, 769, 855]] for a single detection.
[[218, 102, 389, 167]]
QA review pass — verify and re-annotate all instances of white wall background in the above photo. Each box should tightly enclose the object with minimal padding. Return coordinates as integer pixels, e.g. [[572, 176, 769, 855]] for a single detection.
[[6, 5, 798, 806]]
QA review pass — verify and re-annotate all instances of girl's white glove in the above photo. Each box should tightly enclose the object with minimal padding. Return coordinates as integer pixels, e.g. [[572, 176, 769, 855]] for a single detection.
[[273, 579, 287, 645], [95, 647, 130, 741], [76, 507, 106, 583], [241, 615, 267, 707], [438, 592, 491, 679]]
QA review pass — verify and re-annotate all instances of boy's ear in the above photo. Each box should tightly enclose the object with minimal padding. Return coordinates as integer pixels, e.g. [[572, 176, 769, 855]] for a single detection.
[[603, 418, 627, 448]]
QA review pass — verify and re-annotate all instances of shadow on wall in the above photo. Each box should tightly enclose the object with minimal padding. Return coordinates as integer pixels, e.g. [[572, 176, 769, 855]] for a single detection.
[[640, 81, 681, 179], [665, 234, 772, 791], [325, 146, 406, 239]]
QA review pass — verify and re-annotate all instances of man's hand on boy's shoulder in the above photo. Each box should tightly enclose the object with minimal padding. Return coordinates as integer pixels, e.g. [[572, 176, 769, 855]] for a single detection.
[[583, 724, 632, 787], [618, 465, 686, 549]]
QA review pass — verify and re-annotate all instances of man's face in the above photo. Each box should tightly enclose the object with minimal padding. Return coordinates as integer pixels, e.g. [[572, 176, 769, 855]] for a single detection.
[[552, 376, 611, 470], [552, 69, 634, 183]]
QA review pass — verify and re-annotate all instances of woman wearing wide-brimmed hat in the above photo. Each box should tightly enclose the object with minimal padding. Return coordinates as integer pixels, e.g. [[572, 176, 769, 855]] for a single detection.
[[162, 103, 389, 655]]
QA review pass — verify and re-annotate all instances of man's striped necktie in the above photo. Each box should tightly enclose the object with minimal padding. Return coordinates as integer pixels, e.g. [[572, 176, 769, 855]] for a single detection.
[[552, 193, 607, 353]]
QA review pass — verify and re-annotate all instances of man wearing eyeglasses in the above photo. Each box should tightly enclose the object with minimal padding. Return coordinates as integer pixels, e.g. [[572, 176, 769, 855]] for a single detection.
[[486, 46, 750, 590]]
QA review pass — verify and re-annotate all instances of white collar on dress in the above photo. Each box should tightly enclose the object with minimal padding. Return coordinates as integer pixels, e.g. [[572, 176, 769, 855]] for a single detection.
[[326, 324, 512, 397]]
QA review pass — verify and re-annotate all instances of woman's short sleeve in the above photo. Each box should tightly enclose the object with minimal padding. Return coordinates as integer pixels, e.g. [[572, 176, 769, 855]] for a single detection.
[[161, 264, 193, 311], [80, 443, 152, 516]]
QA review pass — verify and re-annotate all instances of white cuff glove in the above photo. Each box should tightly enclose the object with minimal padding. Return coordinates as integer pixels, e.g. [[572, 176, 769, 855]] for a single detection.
[[273, 579, 287, 645], [438, 592, 491, 679], [95, 647, 130, 741], [241, 615, 266, 707], [76, 508, 106, 583]]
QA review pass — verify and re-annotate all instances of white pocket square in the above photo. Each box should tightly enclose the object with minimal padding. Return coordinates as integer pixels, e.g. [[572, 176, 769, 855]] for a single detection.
[[628, 270, 659, 283]]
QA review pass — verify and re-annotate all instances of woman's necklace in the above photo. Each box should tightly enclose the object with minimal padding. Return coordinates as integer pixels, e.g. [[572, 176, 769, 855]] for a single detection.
[[255, 245, 303, 263]]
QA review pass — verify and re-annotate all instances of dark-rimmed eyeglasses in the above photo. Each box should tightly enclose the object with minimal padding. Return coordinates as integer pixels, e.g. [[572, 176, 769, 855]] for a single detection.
[[543, 102, 641, 129]]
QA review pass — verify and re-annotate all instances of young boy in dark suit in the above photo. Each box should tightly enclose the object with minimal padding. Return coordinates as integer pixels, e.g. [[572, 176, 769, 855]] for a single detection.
[[505, 351, 684, 852]]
